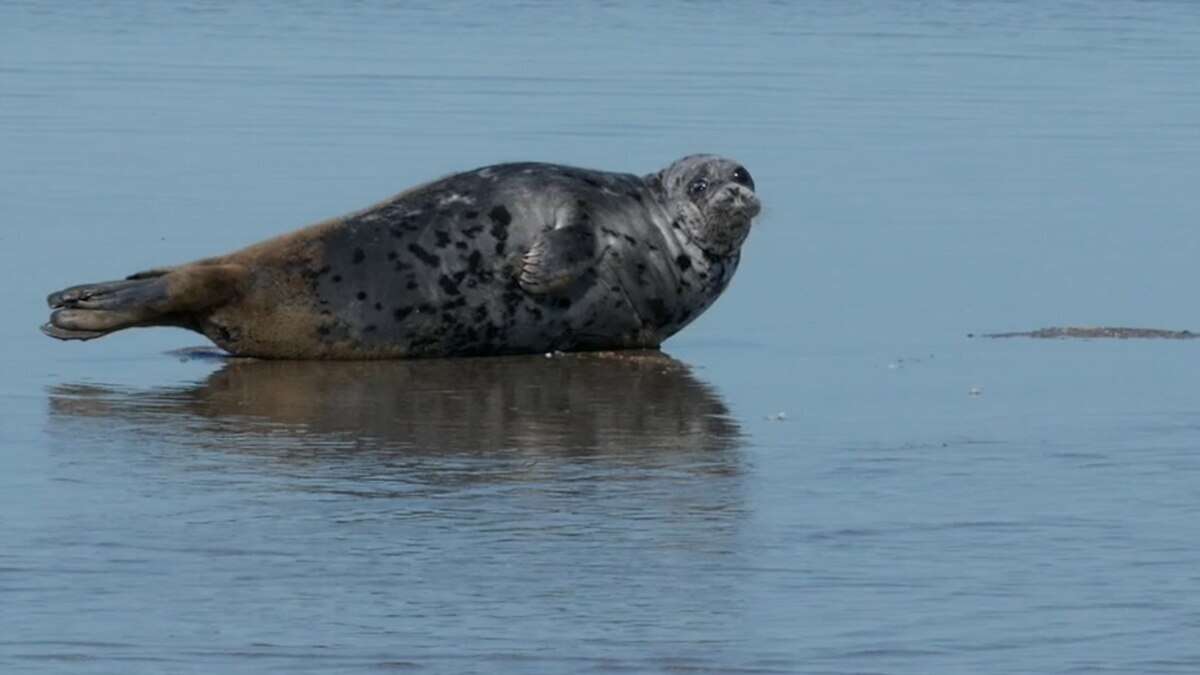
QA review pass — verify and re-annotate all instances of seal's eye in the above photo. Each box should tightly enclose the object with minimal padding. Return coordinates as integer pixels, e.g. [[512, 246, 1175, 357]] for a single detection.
[[731, 166, 754, 190], [688, 178, 709, 196]]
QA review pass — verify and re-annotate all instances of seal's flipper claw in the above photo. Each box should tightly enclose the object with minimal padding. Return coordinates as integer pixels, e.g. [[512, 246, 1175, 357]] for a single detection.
[[41, 322, 107, 341], [126, 267, 174, 280], [518, 222, 598, 294]]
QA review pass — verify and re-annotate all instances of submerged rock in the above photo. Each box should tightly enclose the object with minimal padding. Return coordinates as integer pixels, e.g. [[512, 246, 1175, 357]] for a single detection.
[[972, 326, 1198, 340]]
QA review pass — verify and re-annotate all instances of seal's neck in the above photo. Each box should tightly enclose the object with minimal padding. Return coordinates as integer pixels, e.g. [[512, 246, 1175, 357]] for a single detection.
[[642, 172, 666, 200]]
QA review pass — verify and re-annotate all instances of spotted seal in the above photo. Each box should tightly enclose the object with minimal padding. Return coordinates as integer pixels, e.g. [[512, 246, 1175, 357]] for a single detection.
[[42, 155, 761, 359]]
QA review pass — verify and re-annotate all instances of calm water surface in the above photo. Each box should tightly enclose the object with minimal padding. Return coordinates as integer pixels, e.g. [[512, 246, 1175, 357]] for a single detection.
[[3, 2, 1200, 673]]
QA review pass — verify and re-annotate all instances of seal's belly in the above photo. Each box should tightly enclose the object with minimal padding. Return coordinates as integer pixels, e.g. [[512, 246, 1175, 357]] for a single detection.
[[335, 269, 650, 357]]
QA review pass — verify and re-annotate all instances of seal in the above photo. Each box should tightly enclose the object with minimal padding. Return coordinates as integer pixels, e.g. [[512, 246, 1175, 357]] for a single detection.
[[42, 155, 761, 359]]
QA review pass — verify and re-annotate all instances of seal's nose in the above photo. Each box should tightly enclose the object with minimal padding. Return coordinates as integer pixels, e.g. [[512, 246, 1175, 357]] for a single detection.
[[743, 195, 761, 218], [731, 188, 761, 218]]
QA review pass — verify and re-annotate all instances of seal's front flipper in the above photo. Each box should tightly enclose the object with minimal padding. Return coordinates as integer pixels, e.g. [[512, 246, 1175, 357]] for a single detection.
[[43, 264, 247, 341], [518, 223, 598, 294]]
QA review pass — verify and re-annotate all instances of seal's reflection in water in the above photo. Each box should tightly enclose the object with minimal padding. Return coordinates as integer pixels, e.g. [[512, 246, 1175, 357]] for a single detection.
[[48, 350, 744, 490], [44, 352, 750, 661]]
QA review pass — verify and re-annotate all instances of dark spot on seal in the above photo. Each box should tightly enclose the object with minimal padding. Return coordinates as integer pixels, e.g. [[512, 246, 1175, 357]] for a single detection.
[[387, 251, 398, 261], [489, 205, 512, 228], [502, 289, 522, 314], [408, 243, 440, 267], [356, 291, 367, 301], [489, 206, 511, 255], [553, 297, 571, 309], [672, 219, 682, 230], [417, 303, 434, 314], [352, 248, 365, 264], [675, 255, 692, 271], [525, 306, 544, 320], [434, 230, 451, 248], [317, 325, 332, 337], [624, 235, 637, 245], [438, 274, 462, 296], [406, 280, 418, 290], [462, 224, 483, 238], [627, 191, 643, 203], [455, 241, 469, 251], [331, 274, 342, 283], [374, 302, 383, 311], [393, 306, 413, 321], [648, 298, 670, 325], [365, 324, 377, 333], [213, 325, 235, 344], [442, 297, 467, 310], [583, 177, 600, 188], [465, 210, 479, 219]]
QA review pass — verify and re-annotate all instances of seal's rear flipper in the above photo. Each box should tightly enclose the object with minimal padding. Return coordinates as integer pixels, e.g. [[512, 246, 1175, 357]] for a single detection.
[[40, 322, 109, 341], [42, 264, 247, 341]]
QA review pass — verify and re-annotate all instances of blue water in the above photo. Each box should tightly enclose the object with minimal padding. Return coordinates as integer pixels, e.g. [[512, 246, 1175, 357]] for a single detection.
[[3, 2, 1200, 673]]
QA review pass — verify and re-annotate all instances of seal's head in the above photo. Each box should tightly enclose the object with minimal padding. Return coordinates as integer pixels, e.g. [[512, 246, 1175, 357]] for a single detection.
[[653, 154, 762, 255]]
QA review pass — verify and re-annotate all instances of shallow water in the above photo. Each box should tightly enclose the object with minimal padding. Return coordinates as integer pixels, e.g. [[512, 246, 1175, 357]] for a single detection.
[[4, 2, 1200, 673]]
